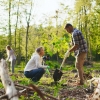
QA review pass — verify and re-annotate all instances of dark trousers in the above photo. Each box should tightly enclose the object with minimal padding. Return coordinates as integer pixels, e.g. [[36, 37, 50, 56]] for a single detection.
[[24, 68, 45, 82]]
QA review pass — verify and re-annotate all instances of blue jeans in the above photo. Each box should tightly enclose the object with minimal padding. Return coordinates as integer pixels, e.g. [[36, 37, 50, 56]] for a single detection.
[[24, 68, 45, 82], [11, 59, 16, 73]]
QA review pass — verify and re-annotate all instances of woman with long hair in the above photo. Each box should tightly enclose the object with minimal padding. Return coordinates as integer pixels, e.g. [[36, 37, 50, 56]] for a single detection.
[[6, 45, 16, 73]]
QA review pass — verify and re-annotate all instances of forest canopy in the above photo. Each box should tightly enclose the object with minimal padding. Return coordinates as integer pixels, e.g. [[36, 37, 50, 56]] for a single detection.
[[0, 0, 100, 63]]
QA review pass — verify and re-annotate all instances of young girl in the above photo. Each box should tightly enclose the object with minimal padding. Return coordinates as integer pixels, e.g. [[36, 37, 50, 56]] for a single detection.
[[24, 47, 49, 82], [6, 45, 16, 73]]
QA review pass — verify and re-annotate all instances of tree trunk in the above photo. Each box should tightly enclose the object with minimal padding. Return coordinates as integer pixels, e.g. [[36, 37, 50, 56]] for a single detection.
[[17, 30, 21, 64], [25, 1, 33, 63], [56, 10, 59, 62], [84, 6, 89, 61], [8, 0, 12, 45], [14, 0, 20, 50], [25, 23, 29, 63]]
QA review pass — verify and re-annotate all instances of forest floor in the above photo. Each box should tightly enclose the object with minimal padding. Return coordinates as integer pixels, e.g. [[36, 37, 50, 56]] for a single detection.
[[0, 61, 100, 100]]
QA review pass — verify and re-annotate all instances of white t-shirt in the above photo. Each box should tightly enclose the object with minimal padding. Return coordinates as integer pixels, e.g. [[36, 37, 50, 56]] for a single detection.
[[24, 53, 47, 71], [7, 49, 16, 61]]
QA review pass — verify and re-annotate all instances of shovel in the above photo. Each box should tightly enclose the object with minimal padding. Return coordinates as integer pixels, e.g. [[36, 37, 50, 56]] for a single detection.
[[53, 55, 68, 82]]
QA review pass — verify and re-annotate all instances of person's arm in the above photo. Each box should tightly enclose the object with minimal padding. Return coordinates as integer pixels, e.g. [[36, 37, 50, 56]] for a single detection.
[[6, 50, 11, 61], [35, 56, 47, 69], [69, 34, 79, 52], [69, 44, 79, 52]]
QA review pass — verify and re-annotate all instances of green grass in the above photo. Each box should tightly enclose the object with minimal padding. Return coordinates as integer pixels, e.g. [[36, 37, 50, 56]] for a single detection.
[[0, 61, 100, 99]]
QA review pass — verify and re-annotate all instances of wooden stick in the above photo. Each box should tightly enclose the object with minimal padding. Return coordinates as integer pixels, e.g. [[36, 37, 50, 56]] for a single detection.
[[29, 84, 47, 100], [0, 94, 8, 99], [19, 89, 27, 94], [0, 89, 27, 99], [15, 84, 58, 100]]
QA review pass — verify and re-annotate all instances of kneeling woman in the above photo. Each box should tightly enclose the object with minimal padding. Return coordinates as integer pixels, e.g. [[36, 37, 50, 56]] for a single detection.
[[24, 47, 48, 82]]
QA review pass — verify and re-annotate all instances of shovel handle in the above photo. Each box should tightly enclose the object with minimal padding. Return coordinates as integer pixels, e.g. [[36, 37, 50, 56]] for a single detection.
[[60, 56, 67, 70]]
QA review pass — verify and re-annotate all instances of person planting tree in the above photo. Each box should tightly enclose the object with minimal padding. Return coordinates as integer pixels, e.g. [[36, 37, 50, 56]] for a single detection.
[[24, 47, 50, 82], [64, 23, 87, 85]]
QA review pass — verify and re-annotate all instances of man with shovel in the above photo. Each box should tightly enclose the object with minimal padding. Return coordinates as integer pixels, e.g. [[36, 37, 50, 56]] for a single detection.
[[64, 23, 87, 85]]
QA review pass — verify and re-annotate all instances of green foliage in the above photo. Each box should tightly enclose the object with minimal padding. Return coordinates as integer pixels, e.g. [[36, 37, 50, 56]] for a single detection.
[[32, 92, 41, 100], [0, 0, 100, 62], [0, 83, 3, 88], [1, 1, 100, 99], [71, 0, 100, 60], [46, 61, 60, 69]]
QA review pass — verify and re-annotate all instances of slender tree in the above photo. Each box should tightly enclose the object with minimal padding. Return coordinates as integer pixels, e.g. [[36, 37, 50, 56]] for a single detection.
[[14, 0, 20, 50], [25, 1, 33, 63], [8, 0, 12, 45]]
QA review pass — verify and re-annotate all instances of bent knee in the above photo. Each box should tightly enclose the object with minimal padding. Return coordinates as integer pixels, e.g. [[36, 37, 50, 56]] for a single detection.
[[39, 68, 45, 73]]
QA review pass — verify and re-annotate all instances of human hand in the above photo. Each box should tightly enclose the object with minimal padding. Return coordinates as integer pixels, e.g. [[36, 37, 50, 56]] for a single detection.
[[47, 66, 50, 69], [46, 69, 50, 75]]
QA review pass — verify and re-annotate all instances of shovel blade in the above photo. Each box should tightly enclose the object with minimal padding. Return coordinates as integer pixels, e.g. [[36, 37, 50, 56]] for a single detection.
[[53, 69, 63, 82]]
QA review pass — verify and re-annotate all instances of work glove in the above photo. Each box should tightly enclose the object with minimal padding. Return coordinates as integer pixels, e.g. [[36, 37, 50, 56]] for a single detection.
[[47, 66, 50, 69], [45, 66, 51, 75], [65, 50, 70, 58], [46, 68, 50, 75]]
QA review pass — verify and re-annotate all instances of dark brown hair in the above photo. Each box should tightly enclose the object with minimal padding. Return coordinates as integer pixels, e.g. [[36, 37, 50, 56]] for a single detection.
[[65, 23, 72, 29]]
